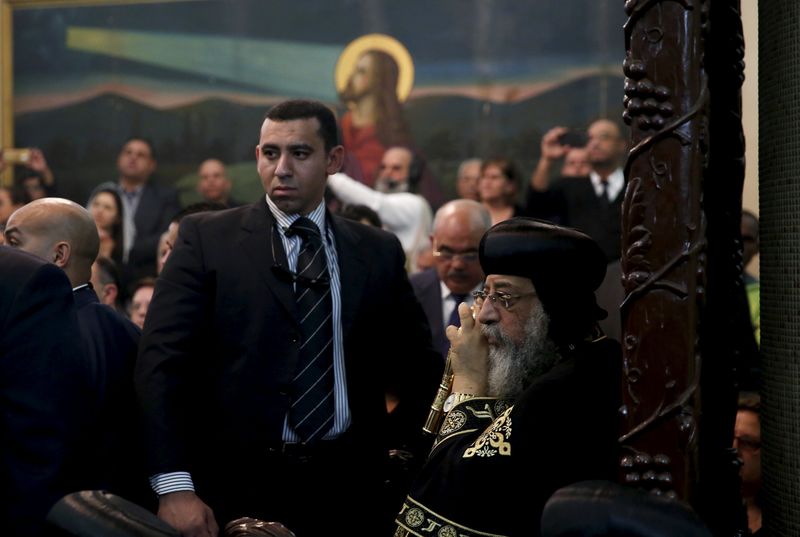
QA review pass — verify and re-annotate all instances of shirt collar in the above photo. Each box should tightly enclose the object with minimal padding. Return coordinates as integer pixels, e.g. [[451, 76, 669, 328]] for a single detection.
[[265, 195, 327, 237], [589, 167, 624, 187], [589, 167, 624, 198], [119, 183, 144, 196], [439, 279, 482, 303]]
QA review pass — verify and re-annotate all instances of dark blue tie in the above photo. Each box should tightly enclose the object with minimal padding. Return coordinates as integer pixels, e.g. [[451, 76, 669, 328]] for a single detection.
[[448, 294, 468, 328], [599, 179, 610, 204], [286, 217, 335, 443]]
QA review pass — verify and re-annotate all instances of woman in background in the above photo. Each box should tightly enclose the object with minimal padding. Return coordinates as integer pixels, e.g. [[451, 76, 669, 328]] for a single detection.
[[87, 185, 125, 265], [478, 157, 524, 225]]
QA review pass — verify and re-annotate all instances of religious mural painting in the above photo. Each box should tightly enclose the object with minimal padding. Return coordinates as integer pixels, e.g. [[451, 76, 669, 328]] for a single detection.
[[1, 0, 625, 205]]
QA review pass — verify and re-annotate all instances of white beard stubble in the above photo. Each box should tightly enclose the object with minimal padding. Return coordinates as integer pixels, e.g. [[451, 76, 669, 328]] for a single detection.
[[481, 304, 560, 399]]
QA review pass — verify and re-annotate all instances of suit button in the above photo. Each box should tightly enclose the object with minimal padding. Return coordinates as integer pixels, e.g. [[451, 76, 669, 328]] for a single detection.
[[290, 333, 299, 343], [278, 383, 291, 396]]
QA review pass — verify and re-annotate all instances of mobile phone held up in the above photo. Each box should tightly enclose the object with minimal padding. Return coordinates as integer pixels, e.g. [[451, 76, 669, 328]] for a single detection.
[[1, 148, 32, 165], [557, 130, 588, 148]]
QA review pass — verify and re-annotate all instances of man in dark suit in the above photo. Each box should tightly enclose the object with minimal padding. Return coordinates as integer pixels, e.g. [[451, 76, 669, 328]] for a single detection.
[[0, 246, 91, 535], [136, 99, 441, 537], [4, 198, 148, 504], [410, 199, 491, 360], [527, 120, 628, 340], [109, 137, 181, 285], [527, 119, 627, 262]]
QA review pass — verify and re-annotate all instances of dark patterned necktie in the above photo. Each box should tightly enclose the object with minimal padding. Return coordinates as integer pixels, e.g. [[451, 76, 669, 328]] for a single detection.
[[448, 294, 468, 328], [286, 217, 335, 443], [599, 179, 610, 204]]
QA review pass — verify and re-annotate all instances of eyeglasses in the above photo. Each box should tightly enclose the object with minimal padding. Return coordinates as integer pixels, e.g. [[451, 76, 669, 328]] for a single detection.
[[432, 249, 479, 263], [472, 289, 536, 310]]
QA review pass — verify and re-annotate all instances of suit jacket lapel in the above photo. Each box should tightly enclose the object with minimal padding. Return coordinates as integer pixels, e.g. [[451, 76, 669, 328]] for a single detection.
[[424, 274, 446, 350], [239, 198, 297, 322], [330, 215, 366, 338], [134, 183, 154, 231]]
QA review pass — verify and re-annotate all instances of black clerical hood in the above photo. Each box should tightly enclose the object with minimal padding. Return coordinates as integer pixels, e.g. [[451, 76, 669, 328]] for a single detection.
[[479, 217, 608, 347]]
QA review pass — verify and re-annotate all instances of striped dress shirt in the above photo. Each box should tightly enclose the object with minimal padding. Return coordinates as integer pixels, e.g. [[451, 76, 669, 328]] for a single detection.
[[150, 196, 351, 496]]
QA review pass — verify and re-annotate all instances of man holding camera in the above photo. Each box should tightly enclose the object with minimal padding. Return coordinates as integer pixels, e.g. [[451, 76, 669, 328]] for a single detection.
[[527, 120, 627, 263], [327, 145, 434, 272]]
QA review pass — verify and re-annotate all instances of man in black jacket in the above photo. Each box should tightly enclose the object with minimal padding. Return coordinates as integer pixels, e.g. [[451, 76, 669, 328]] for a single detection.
[[395, 218, 621, 537], [100, 137, 181, 286], [0, 246, 91, 535], [136, 99, 441, 536], [527, 120, 627, 262], [4, 198, 147, 504]]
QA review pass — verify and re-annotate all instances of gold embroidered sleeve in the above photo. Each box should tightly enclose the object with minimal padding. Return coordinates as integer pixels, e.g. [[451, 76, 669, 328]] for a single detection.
[[434, 398, 512, 448], [463, 405, 513, 458]]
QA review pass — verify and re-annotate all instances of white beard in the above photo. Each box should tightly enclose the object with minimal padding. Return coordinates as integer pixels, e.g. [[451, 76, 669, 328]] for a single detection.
[[481, 304, 560, 399], [375, 176, 409, 194]]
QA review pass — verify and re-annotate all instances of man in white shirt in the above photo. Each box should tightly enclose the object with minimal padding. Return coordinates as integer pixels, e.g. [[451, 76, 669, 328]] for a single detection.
[[327, 146, 433, 272]]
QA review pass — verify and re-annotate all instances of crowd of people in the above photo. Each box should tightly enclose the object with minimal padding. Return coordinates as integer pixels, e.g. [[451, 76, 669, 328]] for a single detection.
[[0, 98, 760, 536]]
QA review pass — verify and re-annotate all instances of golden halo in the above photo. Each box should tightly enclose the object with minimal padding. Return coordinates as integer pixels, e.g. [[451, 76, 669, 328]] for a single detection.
[[334, 33, 415, 103]]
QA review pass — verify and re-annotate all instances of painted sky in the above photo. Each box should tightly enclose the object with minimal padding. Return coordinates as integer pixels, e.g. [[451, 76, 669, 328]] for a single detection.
[[13, 0, 626, 112]]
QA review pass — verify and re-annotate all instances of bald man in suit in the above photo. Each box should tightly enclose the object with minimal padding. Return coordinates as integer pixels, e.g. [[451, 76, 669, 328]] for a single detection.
[[5, 198, 147, 504], [0, 246, 91, 535]]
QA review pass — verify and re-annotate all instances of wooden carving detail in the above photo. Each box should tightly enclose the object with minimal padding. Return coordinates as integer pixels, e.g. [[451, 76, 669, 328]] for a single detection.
[[621, 1, 748, 532], [619, 0, 708, 500]]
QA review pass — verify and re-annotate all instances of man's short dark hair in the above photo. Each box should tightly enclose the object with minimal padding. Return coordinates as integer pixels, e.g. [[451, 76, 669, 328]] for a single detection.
[[94, 255, 121, 287], [123, 136, 157, 161], [339, 204, 383, 228], [94, 255, 123, 308], [131, 276, 157, 295], [171, 201, 228, 224], [265, 100, 340, 152]]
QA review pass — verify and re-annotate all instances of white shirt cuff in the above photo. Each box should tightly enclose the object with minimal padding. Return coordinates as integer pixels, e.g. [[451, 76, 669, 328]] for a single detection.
[[149, 471, 195, 496]]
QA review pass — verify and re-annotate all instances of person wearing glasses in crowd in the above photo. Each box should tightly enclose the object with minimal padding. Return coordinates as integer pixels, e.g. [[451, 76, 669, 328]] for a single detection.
[[384, 199, 491, 517], [395, 217, 620, 537], [734, 391, 762, 535], [410, 199, 492, 360]]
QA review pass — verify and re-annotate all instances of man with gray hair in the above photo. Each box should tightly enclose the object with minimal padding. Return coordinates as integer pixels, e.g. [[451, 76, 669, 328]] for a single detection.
[[394, 217, 620, 537], [327, 146, 433, 273], [455, 158, 482, 201], [410, 199, 491, 360]]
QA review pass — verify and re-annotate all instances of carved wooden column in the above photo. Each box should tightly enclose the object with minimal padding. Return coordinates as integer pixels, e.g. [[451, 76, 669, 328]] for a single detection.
[[620, 1, 747, 534]]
